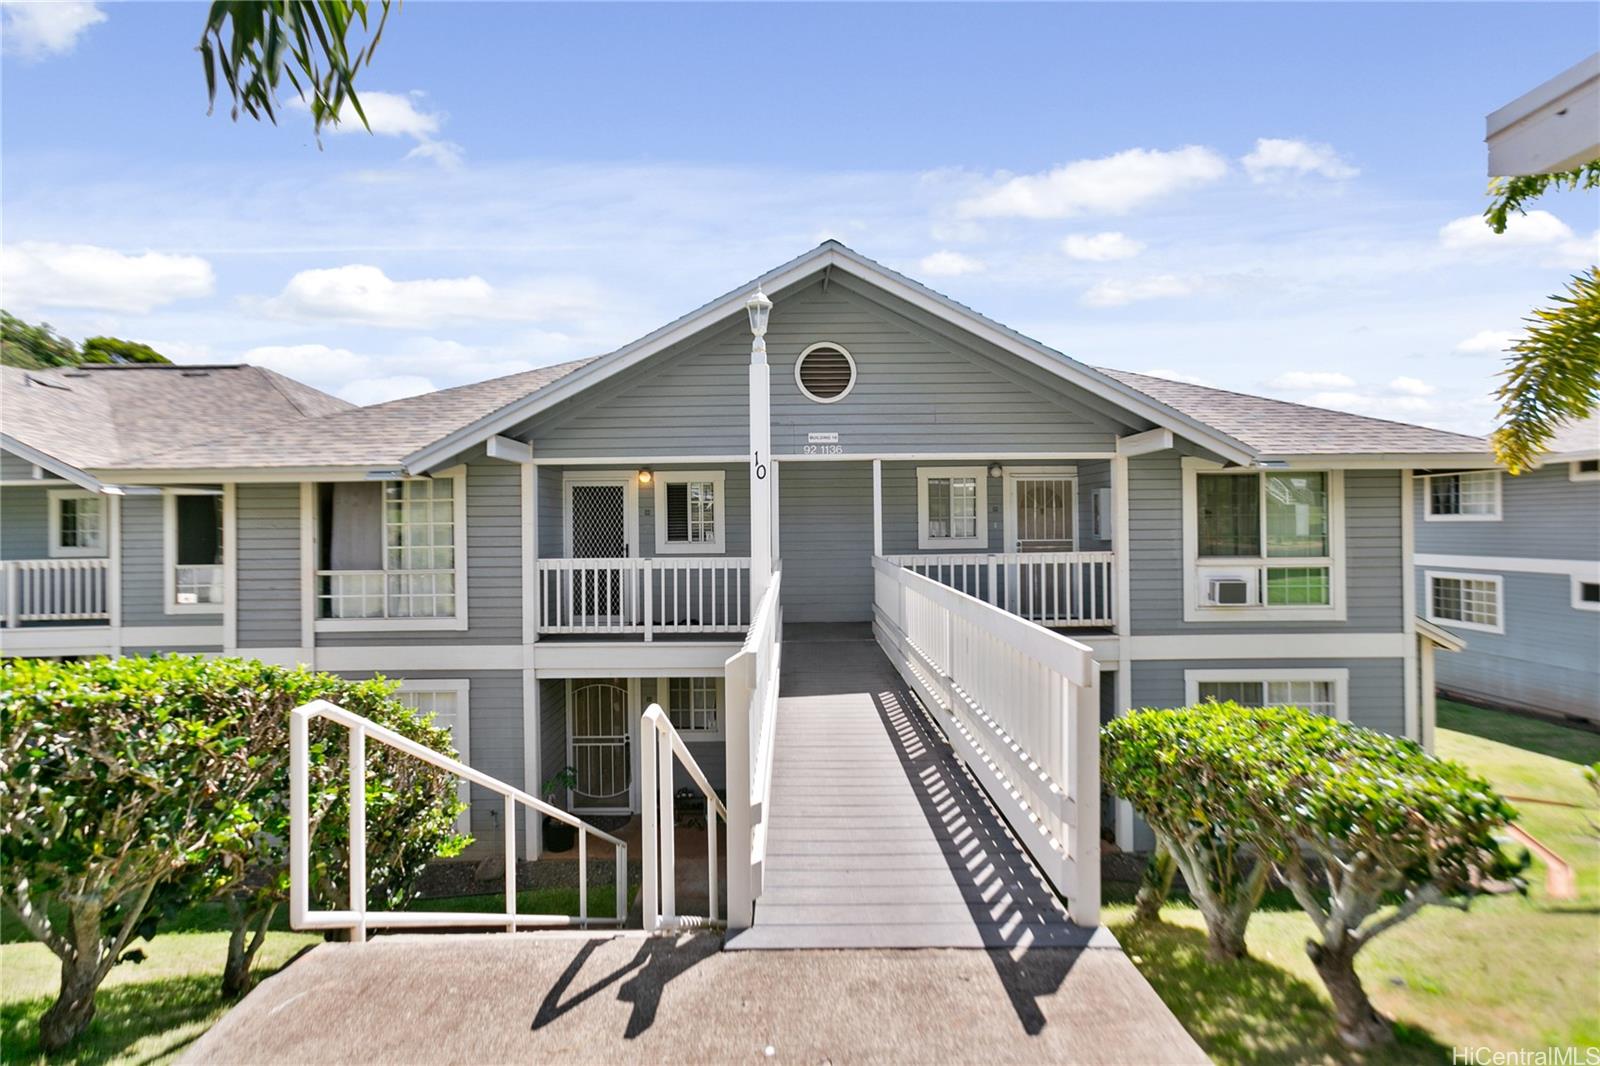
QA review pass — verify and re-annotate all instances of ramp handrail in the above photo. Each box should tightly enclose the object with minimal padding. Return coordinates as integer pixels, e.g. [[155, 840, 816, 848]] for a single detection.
[[290, 698, 628, 941], [871, 555, 1102, 925], [723, 569, 783, 930], [639, 705, 729, 932]]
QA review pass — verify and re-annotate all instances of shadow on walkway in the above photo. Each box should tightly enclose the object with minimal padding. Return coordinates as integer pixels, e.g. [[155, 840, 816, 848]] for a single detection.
[[530, 933, 720, 1039]]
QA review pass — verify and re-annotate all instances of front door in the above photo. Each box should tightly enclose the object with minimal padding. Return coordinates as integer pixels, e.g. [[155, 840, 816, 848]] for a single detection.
[[1004, 471, 1078, 622], [567, 678, 635, 812], [564, 476, 635, 624]]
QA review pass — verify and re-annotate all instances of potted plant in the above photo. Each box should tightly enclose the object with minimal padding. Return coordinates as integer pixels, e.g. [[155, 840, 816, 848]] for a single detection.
[[541, 767, 579, 853]]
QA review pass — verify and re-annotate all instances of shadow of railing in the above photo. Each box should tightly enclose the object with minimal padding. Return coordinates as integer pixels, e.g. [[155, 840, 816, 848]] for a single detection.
[[529, 933, 720, 1039]]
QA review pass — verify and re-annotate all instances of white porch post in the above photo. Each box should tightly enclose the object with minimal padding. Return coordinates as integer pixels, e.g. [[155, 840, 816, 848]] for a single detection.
[[1419, 639, 1438, 754], [872, 458, 883, 557], [1110, 452, 1135, 851], [747, 288, 775, 605]]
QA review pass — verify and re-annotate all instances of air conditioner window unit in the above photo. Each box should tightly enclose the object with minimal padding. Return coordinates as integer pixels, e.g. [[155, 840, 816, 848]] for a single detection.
[[1207, 575, 1253, 606]]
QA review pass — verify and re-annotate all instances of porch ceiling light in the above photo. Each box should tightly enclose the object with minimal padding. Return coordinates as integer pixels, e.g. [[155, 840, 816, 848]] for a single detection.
[[638, 469, 653, 486], [987, 463, 1003, 479], [745, 286, 772, 338]]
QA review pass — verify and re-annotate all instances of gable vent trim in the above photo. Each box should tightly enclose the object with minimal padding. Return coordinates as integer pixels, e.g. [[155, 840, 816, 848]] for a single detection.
[[794, 342, 857, 404]]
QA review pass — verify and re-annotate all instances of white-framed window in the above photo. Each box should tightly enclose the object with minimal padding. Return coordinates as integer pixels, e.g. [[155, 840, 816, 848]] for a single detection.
[[917, 466, 988, 550], [653, 470, 725, 555], [1571, 576, 1600, 612], [47, 489, 106, 558], [658, 676, 722, 736], [394, 679, 472, 835], [1182, 460, 1344, 621], [163, 489, 225, 612], [315, 467, 468, 630], [793, 342, 857, 404], [1571, 459, 1600, 482], [1091, 486, 1114, 541], [1426, 570, 1504, 634], [1423, 470, 1501, 521], [1185, 668, 1349, 721]]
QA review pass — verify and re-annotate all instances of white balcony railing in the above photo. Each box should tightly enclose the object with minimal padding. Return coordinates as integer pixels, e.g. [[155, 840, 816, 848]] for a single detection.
[[3, 559, 111, 627], [317, 569, 457, 621], [536, 557, 751, 639], [883, 551, 1115, 627], [723, 570, 782, 930], [872, 557, 1100, 925], [639, 703, 728, 933]]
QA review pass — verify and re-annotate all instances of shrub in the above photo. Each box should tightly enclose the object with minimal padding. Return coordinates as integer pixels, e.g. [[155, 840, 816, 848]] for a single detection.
[[1101, 704, 1274, 960]]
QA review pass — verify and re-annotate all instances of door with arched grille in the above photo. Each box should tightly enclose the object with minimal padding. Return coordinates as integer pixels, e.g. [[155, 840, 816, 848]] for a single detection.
[[567, 679, 633, 812]]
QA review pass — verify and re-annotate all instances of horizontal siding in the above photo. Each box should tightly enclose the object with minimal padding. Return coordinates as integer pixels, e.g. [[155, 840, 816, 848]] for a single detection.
[[1416, 465, 1600, 560], [1423, 569, 1600, 719], [0, 486, 50, 560], [122, 494, 217, 628], [236, 484, 300, 648], [1131, 657, 1407, 736], [1128, 454, 1404, 634], [779, 461, 874, 623], [0, 450, 58, 481]]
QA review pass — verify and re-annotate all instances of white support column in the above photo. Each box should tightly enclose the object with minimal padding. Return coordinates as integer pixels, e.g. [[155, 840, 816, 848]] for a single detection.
[[106, 494, 122, 656], [1401, 471, 1419, 742], [1110, 453, 1135, 851], [724, 652, 755, 930], [1071, 669, 1102, 927], [299, 482, 316, 665], [222, 482, 238, 654], [747, 288, 775, 605], [1420, 639, 1438, 754], [872, 458, 883, 557], [523, 670, 542, 859], [524, 463, 539, 645]]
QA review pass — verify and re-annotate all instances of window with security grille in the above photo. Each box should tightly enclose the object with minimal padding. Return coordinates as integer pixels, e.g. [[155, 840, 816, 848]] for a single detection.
[[666, 677, 721, 734], [1430, 574, 1499, 629], [664, 480, 716, 545], [1427, 471, 1498, 518], [1196, 678, 1337, 717]]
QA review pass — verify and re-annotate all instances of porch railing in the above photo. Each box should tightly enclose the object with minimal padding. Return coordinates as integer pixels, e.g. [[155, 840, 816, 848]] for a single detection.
[[872, 556, 1101, 925], [883, 551, 1115, 627], [3, 559, 111, 627], [536, 557, 751, 639], [723, 570, 782, 930], [639, 703, 728, 932], [289, 698, 628, 941]]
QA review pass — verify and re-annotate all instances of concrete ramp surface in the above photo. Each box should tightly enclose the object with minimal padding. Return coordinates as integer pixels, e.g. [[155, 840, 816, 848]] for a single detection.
[[184, 931, 1207, 1065]]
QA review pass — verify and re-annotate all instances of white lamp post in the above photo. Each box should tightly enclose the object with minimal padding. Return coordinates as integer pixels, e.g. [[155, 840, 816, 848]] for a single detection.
[[747, 286, 774, 604]]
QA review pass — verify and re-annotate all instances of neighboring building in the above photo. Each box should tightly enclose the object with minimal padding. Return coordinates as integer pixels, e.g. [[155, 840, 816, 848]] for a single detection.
[[1, 242, 1487, 856], [1414, 416, 1600, 724]]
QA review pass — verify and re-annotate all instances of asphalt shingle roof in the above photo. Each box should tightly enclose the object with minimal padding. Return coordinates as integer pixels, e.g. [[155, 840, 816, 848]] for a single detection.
[[0, 364, 354, 471], [118, 358, 596, 469], [1098, 369, 1488, 455], [1546, 414, 1600, 457]]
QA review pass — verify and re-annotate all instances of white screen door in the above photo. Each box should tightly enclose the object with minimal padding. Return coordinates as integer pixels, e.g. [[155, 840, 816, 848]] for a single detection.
[[1010, 476, 1076, 551], [568, 679, 633, 812]]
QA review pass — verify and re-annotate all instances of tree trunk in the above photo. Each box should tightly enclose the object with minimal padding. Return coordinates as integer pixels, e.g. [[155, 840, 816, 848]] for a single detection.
[[39, 905, 106, 1053], [222, 899, 277, 998], [1202, 902, 1251, 961], [1306, 938, 1393, 1049], [1134, 846, 1176, 923]]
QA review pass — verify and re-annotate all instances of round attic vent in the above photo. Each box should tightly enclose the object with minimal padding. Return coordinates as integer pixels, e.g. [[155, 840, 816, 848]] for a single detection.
[[794, 342, 856, 403]]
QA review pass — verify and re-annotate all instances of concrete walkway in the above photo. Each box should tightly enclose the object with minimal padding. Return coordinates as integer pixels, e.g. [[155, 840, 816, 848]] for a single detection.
[[185, 931, 1208, 1065]]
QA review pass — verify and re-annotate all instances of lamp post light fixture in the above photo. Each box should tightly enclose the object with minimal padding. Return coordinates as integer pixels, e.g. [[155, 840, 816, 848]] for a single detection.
[[746, 286, 773, 360]]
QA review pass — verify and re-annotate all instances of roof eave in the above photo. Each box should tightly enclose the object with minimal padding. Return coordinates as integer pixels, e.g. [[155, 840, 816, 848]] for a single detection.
[[1261, 450, 1498, 469], [0, 434, 105, 492]]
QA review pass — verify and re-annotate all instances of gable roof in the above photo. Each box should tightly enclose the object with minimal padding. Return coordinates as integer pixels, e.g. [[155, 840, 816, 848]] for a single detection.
[[1540, 414, 1600, 462], [1098, 370, 1488, 458], [113, 358, 594, 471], [1, 364, 354, 485]]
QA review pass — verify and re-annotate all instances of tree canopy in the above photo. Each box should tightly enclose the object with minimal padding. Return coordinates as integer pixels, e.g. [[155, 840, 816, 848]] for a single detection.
[[1, 311, 172, 370]]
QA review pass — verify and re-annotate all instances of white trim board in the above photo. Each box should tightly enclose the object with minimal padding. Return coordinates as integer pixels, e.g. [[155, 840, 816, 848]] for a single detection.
[[1126, 632, 1407, 660], [1415, 554, 1600, 579]]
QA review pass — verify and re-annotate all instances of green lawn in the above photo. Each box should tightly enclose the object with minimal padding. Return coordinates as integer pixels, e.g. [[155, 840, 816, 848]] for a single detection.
[[1110, 699, 1600, 1064]]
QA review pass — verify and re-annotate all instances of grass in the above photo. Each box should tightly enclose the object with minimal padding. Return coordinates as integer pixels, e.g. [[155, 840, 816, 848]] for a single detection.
[[1109, 699, 1600, 1065]]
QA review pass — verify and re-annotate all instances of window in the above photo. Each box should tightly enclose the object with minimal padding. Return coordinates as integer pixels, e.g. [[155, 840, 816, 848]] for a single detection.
[[1186, 669, 1347, 720], [1424, 471, 1500, 520], [1426, 571, 1503, 633], [394, 680, 471, 835], [164, 491, 224, 611], [1572, 577, 1600, 612], [316, 470, 466, 627], [794, 342, 857, 403], [1186, 464, 1340, 617], [917, 467, 988, 549], [1091, 486, 1114, 541], [653, 471, 725, 554], [48, 490, 106, 558], [1571, 459, 1600, 482], [661, 676, 721, 735]]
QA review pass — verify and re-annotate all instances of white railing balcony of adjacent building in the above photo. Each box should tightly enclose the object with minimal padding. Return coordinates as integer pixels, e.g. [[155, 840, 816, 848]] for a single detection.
[[2, 558, 111, 627], [537, 557, 752, 639], [883, 551, 1115, 628], [872, 556, 1101, 925]]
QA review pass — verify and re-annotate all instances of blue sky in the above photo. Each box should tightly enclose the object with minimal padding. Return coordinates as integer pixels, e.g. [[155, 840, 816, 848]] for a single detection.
[[3, 2, 1597, 430]]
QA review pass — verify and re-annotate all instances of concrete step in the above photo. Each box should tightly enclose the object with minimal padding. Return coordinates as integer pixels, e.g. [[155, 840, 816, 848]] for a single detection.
[[726, 920, 1107, 951]]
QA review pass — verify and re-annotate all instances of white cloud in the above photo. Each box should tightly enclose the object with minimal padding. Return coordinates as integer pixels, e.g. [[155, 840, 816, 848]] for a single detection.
[[1081, 274, 1197, 308], [1309, 390, 1435, 417], [1268, 370, 1356, 390], [260, 264, 600, 329], [1061, 232, 1145, 262], [1139, 368, 1211, 386], [299, 90, 463, 168], [1439, 209, 1572, 250], [1241, 138, 1358, 182], [1455, 330, 1519, 354], [241, 343, 372, 384], [1, 1, 105, 58], [339, 375, 437, 406], [1388, 376, 1436, 396], [1, 240, 213, 313], [959, 146, 1228, 219], [918, 250, 985, 277]]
